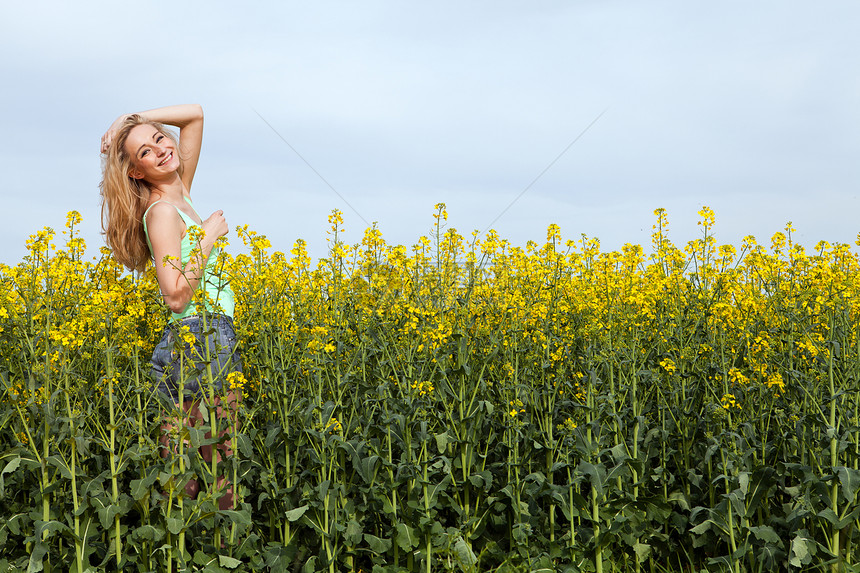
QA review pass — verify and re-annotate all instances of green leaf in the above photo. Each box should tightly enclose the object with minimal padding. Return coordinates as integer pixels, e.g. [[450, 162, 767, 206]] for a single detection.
[[220, 509, 252, 526], [130, 472, 158, 501], [512, 522, 530, 546], [0, 456, 20, 496], [364, 533, 392, 554], [434, 432, 449, 454], [46, 455, 73, 480], [633, 542, 651, 561], [427, 475, 451, 507], [8, 513, 27, 536], [130, 525, 165, 543], [237, 433, 253, 458], [27, 541, 47, 573], [395, 523, 419, 551], [345, 519, 363, 545], [608, 444, 628, 464], [316, 480, 330, 501], [263, 544, 291, 573], [284, 505, 308, 522], [789, 532, 815, 568], [667, 490, 689, 511], [817, 508, 839, 526], [97, 505, 122, 530], [743, 466, 775, 519], [838, 467, 860, 504], [356, 455, 381, 485], [576, 462, 605, 498], [748, 525, 780, 544], [689, 520, 710, 535], [480, 470, 493, 492], [198, 402, 211, 423], [1, 456, 20, 477], [454, 537, 477, 568], [166, 517, 184, 535], [219, 555, 242, 569], [480, 400, 494, 416], [32, 520, 70, 542], [264, 426, 282, 450], [302, 556, 317, 573], [736, 471, 749, 496], [756, 543, 783, 571], [193, 550, 213, 566]]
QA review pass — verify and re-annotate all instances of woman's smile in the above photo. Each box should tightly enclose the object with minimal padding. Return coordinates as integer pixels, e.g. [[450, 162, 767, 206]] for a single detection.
[[157, 151, 174, 167]]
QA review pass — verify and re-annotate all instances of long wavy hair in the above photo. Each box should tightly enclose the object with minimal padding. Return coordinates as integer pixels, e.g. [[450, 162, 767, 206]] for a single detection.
[[99, 115, 182, 272]]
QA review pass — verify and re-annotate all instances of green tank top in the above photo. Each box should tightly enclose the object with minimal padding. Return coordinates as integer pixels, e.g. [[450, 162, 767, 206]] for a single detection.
[[142, 196, 234, 321]]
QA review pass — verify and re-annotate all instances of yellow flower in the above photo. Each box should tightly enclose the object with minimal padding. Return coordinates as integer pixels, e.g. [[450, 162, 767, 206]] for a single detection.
[[178, 325, 196, 347], [410, 380, 434, 397], [508, 399, 525, 417], [226, 371, 246, 393], [720, 393, 740, 411], [728, 368, 749, 385], [324, 417, 343, 434], [659, 359, 676, 374], [766, 372, 784, 393]]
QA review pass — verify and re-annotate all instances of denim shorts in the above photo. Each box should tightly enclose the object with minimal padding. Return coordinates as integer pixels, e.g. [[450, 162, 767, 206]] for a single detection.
[[150, 314, 242, 403]]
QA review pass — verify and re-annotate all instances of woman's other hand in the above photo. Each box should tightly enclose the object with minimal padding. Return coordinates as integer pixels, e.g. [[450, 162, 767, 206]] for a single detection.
[[203, 210, 229, 242]]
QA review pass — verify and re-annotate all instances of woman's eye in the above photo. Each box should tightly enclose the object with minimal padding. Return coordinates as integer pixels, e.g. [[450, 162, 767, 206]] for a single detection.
[[141, 149, 150, 157], [156, 135, 164, 143]]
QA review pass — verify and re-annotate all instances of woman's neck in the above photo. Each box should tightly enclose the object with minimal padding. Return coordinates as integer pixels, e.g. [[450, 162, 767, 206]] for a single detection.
[[147, 178, 186, 204]]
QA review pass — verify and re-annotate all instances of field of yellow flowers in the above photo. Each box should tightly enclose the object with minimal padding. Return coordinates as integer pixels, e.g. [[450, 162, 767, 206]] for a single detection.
[[1, 205, 860, 572]]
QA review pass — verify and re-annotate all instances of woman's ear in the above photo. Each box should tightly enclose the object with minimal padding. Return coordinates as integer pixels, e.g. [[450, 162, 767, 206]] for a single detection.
[[129, 168, 143, 180]]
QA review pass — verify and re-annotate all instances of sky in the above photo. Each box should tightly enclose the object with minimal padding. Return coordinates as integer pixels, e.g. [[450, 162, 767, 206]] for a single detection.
[[1, 1, 859, 266]]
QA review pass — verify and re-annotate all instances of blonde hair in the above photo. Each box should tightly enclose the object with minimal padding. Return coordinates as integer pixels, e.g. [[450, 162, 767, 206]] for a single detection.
[[99, 115, 182, 272]]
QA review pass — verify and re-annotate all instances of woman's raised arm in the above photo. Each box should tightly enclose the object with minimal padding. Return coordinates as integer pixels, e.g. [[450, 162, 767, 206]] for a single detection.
[[101, 104, 204, 191]]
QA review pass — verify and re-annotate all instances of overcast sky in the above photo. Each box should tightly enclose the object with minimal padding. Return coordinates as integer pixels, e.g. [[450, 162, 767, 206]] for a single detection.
[[1, 1, 858, 266]]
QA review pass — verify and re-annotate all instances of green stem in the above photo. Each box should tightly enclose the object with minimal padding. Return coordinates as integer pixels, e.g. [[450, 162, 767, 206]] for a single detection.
[[721, 448, 739, 573], [829, 343, 840, 567], [64, 378, 83, 573], [593, 484, 602, 573], [106, 356, 122, 565]]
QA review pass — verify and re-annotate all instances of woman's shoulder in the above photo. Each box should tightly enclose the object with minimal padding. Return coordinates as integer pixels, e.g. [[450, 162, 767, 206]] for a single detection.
[[144, 200, 183, 227]]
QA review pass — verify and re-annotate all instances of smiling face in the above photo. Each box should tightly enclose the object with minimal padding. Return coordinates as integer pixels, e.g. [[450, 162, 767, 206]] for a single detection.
[[124, 124, 180, 182]]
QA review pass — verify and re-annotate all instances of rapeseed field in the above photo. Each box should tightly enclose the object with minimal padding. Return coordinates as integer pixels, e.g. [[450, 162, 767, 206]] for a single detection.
[[1, 206, 859, 572]]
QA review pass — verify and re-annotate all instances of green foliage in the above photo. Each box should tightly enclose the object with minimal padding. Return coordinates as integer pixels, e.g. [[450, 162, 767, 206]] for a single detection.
[[2, 209, 860, 571]]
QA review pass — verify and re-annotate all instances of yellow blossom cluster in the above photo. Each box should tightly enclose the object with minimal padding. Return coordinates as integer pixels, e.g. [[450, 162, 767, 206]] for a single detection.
[[324, 417, 343, 434], [720, 393, 740, 411], [227, 371, 247, 393], [410, 380, 434, 397], [3, 206, 860, 448], [509, 399, 526, 418]]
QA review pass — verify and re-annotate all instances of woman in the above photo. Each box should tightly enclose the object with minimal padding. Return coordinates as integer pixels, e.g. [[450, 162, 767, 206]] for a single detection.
[[100, 104, 239, 509]]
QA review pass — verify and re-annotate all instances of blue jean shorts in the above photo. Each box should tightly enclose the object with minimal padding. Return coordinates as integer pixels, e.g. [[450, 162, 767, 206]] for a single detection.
[[150, 314, 242, 403]]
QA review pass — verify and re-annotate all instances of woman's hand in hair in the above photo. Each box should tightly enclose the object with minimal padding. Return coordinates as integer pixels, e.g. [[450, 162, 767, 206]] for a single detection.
[[101, 113, 131, 154]]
